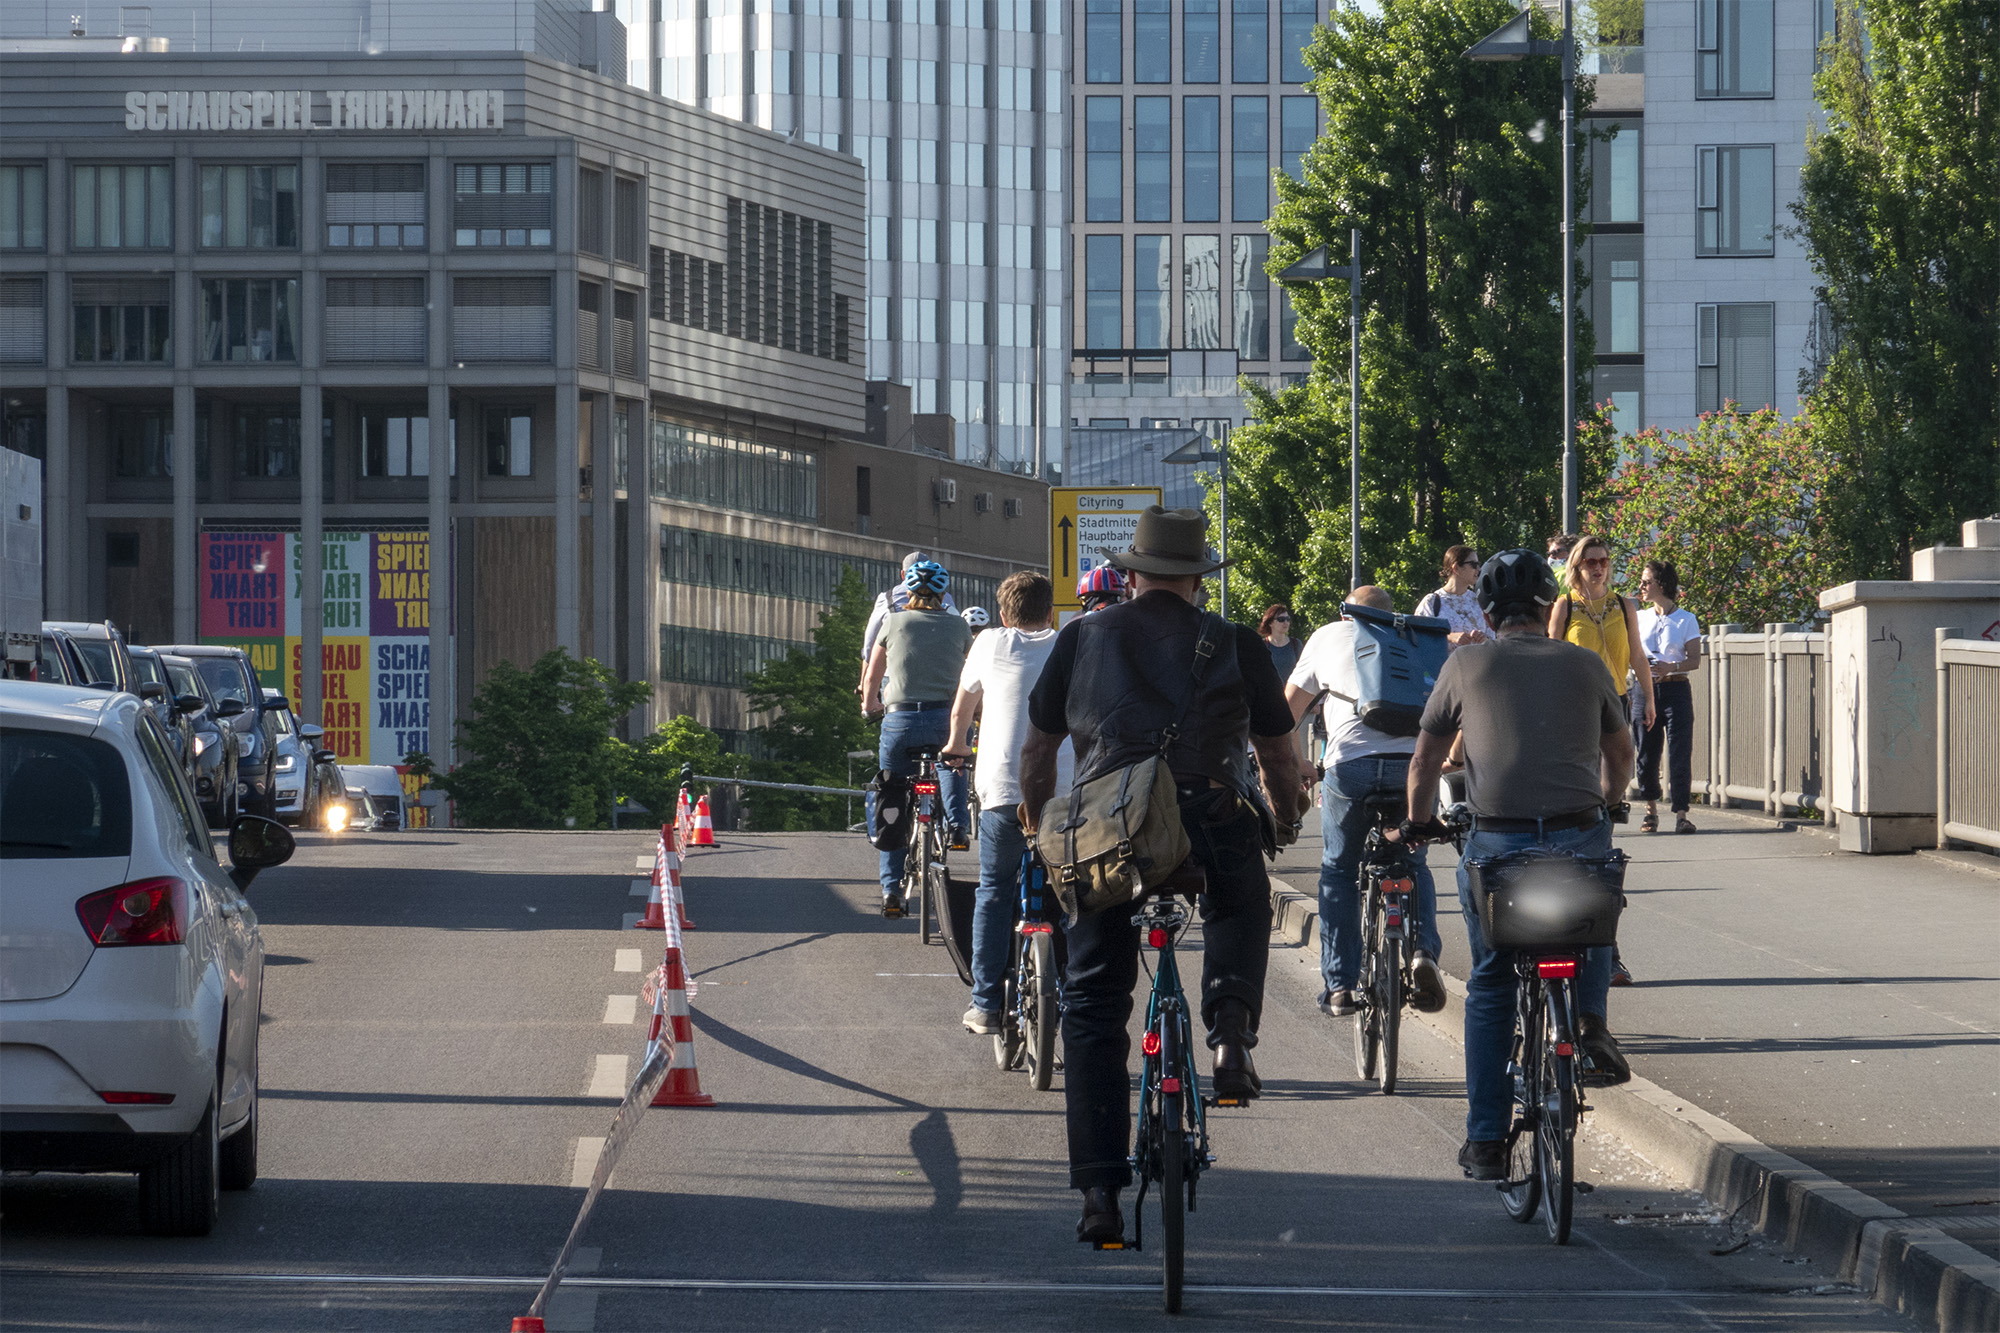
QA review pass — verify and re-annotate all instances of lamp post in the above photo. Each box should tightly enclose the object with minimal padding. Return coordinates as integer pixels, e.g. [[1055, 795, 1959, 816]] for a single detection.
[[1163, 428, 1232, 617], [1278, 229, 1363, 591], [1466, 2, 1578, 533]]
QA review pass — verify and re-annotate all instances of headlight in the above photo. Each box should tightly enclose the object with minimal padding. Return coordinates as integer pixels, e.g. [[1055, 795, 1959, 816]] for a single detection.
[[275, 753, 297, 772], [192, 734, 209, 756], [239, 733, 258, 758], [325, 802, 349, 832]]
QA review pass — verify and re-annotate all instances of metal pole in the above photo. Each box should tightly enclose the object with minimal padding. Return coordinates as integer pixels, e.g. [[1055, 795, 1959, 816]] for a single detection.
[[1349, 227, 1362, 592], [1217, 433, 1230, 619], [1560, 0, 1578, 533]]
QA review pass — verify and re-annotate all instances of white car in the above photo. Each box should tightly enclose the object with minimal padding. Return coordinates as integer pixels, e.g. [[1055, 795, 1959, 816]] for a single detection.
[[0, 682, 294, 1235]]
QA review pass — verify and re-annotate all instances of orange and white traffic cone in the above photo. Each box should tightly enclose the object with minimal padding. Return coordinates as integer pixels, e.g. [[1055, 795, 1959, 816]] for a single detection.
[[690, 794, 717, 847], [664, 822, 696, 930], [511, 1318, 546, 1332], [649, 944, 716, 1107], [675, 788, 694, 849], [632, 829, 669, 930]]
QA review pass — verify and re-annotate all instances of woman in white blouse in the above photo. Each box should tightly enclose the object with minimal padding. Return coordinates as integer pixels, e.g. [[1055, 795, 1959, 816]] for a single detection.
[[1415, 545, 1494, 648]]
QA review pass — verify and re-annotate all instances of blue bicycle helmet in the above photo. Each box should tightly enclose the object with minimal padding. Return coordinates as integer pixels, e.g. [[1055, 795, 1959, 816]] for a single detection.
[[903, 558, 950, 596]]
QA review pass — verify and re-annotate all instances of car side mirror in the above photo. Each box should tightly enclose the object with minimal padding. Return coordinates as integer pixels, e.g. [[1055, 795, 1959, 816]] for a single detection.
[[174, 694, 206, 715], [137, 681, 166, 701], [227, 815, 296, 890], [313, 749, 338, 764], [299, 723, 325, 741], [215, 698, 246, 718]]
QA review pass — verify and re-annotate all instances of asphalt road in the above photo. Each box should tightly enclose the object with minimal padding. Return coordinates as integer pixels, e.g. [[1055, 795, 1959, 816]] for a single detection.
[[0, 827, 1923, 1330]]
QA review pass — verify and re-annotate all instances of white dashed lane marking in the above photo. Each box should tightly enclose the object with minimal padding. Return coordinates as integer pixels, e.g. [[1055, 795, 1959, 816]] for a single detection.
[[634, 855, 653, 869], [601, 994, 636, 1025], [570, 1137, 606, 1189], [584, 1054, 628, 1099], [613, 949, 641, 972]]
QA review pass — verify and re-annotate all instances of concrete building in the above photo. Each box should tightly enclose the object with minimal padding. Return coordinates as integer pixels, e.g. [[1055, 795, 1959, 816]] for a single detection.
[[0, 49, 1049, 770]]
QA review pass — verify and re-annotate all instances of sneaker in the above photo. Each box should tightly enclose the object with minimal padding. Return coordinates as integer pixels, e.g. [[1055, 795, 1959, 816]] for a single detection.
[[962, 1005, 1000, 1035], [947, 826, 971, 852], [1610, 953, 1634, 987], [1577, 1013, 1633, 1086], [882, 894, 907, 919], [1409, 953, 1447, 1013], [1319, 988, 1362, 1018], [1458, 1138, 1508, 1181], [1675, 813, 1698, 834]]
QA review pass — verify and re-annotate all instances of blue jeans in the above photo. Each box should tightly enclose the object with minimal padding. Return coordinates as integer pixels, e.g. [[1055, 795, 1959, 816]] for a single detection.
[[970, 808, 1029, 1014], [1318, 756, 1442, 994], [871, 706, 970, 895], [1456, 817, 1615, 1141]]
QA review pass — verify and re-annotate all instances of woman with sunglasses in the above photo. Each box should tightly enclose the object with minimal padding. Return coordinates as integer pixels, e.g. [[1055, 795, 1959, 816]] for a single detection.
[[1414, 545, 1494, 649], [1260, 604, 1302, 679]]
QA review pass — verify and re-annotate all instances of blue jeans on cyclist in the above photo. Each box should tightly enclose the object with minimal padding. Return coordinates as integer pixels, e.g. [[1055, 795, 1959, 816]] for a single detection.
[[969, 807, 1029, 1015], [870, 705, 971, 898], [1319, 755, 1442, 998], [1455, 816, 1615, 1142]]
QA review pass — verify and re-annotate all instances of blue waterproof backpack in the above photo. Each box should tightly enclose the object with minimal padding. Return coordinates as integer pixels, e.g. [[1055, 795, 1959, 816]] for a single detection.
[[1330, 602, 1452, 737]]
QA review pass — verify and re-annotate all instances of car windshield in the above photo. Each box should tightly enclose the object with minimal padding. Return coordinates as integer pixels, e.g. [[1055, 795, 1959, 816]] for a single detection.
[[131, 654, 165, 688], [195, 658, 251, 706], [71, 638, 119, 686], [0, 729, 134, 859], [165, 661, 205, 700], [266, 705, 295, 736]]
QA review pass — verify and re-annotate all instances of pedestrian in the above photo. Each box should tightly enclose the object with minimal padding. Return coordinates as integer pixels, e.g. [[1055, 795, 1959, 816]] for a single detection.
[[861, 559, 973, 914], [1284, 586, 1447, 1022], [1020, 507, 1306, 1246], [1398, 548, 1635, 1184], [1414, 545, 1494, 648], [1258, 604, 1301, 680], [1546, 533, 1579, 595], [1635, 559, 1702, 835]]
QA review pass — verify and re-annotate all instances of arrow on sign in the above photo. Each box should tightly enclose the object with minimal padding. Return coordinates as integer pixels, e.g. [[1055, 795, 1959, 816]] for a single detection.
[[1057, 516, 1073, 577]]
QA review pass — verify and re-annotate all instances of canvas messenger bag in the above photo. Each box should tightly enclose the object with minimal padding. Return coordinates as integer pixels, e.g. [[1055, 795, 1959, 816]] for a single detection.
[[1033, 613, 1222, 923]]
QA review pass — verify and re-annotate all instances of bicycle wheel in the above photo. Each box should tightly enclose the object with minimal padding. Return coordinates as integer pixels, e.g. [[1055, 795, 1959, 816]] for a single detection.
[[994, 939, 1024, 1071], [1159, 1013, 1186, 1315], [1024, 931, 1059, 1091], [1353, 888, 1380, 1081], [1377, 933, 1401, 1096], [1539, 986, 1577, 1244], [1500, 1018, 1543, 1223]]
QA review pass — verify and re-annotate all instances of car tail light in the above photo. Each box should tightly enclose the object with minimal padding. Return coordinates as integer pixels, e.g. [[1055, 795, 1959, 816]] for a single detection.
[[76, 878, 188, 947], [99, 1091, 176, 1105], [1536, 958, 1578, 979], [1141, 1031, 1161, 1056], [1147, 927, 1168, 949]]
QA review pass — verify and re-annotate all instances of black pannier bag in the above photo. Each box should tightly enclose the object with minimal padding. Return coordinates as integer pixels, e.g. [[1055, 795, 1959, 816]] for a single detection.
[[867, 769, 913, 852], [1465, 848, 1629, 951]]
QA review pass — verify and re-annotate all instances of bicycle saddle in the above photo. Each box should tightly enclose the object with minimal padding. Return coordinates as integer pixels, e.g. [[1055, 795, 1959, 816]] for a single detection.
[[1363, 794, 1407, 826], [1145, 858, 1209, 901], [909, 745, 942, 761]]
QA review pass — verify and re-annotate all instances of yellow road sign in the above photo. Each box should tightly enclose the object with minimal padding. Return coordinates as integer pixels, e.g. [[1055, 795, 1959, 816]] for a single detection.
[[1050, 486, 1162, 611]]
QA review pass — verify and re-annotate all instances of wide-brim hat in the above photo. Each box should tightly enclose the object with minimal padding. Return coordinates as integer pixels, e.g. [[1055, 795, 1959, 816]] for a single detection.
[[1103, 506, 1231, 577]]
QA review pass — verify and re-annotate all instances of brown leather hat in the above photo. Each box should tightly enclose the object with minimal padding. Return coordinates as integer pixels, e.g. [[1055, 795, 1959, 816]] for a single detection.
[[1105, 506, 1230, 577]]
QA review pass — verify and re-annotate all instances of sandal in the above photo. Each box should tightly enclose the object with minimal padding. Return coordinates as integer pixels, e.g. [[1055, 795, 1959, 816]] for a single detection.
[[1675, 814, 1697, 834], [1640, 807, 1659, 833]]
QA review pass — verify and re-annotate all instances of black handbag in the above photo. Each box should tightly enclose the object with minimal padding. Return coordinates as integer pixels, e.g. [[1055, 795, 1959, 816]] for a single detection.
[[1465, 848, 1629, 951], [867, 769, 913, 852]]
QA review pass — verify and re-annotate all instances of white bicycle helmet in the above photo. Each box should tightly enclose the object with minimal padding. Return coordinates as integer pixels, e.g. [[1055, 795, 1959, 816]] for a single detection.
[[961, 606, 990, 629]]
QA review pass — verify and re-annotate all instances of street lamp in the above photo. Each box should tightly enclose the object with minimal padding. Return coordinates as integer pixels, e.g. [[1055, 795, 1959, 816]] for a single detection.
[[1278, 230, 1363, 592], [1466, 2, 1579, 534]]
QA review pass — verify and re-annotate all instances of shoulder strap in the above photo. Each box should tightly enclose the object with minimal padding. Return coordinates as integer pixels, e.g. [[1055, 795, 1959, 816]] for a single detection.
[[1157, 612, 1222, 756]]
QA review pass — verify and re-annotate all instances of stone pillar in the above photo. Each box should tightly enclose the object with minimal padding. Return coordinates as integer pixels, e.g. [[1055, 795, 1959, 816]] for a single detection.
[[427, 381, 452, 778], [42, 387, 70, 620], [172, 383, 197, 641], [299, 382, 324, 727], [555, 386, 581, 656]]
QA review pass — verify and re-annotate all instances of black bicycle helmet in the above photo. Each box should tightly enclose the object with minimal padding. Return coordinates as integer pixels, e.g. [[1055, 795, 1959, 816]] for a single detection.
[[1476, 547, 1560, 618]]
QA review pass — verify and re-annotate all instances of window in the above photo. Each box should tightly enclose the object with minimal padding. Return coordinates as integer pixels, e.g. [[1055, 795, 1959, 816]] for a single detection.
[[1085, 235, 1122, 349], [0, 164, 46, 249], [997, 144, 1034, 190], [1697, 0, 1773, 97], [1184, 98, 1221, 222], [71, 277, 169, 364], [1133, 98, 1172, 222], [659, 624, 807, 687], [804, 50, 843, 96], [613, 288, 640, 375], [451, 276, 554, 362], [0, 731, 133, 862], [661, 526, 928, 605], [484, 407, 534, 477], [1186, 0, 1220, 80], [660, 248, 726, 333], [998, 301, 1033, 346], [900, 58, 938, 102], [1590, 236, 1641, 353], [856, 55, 889, 100], [200, 164, 299, 248], [650, 418, 819, 520], [1593, 364, 1643, 434], [236, 406, 302, 478], [613, 405, 630, 493], [1281, 0, 1316, 81], [900, 139, 939, 183], [325, 163, 426, 249], [71, 163, 171, 249], [1086, 0, 1122, 81], [1234, 0, 1269, 81], [727, 198, 846, 361], [1135, 235, 1171, 348], [1184, 235, 1221, 349], [109, 407, 174, 478], [1233, 96, 1269, 222], [325, 276, 425, 363], [578, 166, 605, 254], [1086, 98, 1123, 223], [1232, 234, 1269, 359], [1135, 0, 1171, 80], [996, 65, 1033, 110], [949, 220, 987, 265], [901, 297, 939, 339], [1588, 121, 1641, 223], [579, 281, 603, 368], [614, 176, 642, 264], [950, 141, 987, 186], [0, 277, 43, 365], [453, 162, 554, 247], [361, 408, 453, 477], [949, 62, 987, 106], [1696, 303, 1775, 413], [1696, 145, 1774, 256], [200, 277, 300, 363], [1281, 286, 1309, 360], [1281, 96, 1316, 179], [948, 299, 986, 343]]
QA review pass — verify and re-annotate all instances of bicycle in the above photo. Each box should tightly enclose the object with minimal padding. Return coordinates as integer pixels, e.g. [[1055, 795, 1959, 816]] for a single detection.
[[994, 847, 1065, 1090], [898, 747, 951, 938], [1352, 795, 1422, 1095]]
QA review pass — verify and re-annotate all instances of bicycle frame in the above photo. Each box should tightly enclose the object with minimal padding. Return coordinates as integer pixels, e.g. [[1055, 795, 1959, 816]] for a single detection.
[[1121, 894, 1213, 1254]]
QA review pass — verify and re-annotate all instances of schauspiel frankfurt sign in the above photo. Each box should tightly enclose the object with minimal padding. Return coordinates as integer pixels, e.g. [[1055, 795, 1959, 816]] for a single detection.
[[124, 88, 507, 132]]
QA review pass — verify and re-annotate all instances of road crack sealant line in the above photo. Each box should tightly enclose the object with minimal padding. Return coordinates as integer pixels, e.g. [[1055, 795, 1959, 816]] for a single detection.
[[1266, 872, 2000, 1333]]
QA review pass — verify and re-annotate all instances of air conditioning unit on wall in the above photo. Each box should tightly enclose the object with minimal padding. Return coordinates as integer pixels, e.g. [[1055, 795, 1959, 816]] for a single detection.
[[933, 477, 958, 505], [1003, 497, 1023, 518], [973, 491, 993, 513]]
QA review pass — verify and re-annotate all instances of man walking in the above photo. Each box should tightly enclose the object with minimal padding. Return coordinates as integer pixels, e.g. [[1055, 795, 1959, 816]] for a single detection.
[[1020, 507, 1306, 1244]]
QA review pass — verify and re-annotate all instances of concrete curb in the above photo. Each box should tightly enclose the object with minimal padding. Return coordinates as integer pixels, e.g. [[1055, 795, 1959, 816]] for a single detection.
[[1267, 872, 2000, 1333]]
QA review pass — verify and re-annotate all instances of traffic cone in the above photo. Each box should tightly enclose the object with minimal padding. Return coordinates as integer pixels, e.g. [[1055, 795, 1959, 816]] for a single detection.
[[666, 826, 697, 931], [675, 787, 695, 849], [511, 1318, 545, 1332], [632, 830, 669, 930], [691, 794, 717, 847], [649, 945, 716, 1107]]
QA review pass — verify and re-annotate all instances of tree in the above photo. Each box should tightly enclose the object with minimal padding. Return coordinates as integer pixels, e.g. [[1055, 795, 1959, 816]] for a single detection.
[[1221, 0, 1604, 623], [740, 567, 881, 830], [620, 715, 737, 822], [445, 650, 647, 829], [1583, 407, 1840, 628], [1791, 0, 1999, 579]]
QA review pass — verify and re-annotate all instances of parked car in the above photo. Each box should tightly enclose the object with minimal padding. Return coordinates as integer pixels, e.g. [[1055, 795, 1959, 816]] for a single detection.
[[153, 647, 281, 818], [336, 765, 406, 832], [0, 681, 294, 1235], [128, 646, 197, 777], [309, 749, 344, 830], [260, 690, 336, 828], [160, 653, 243, 828], [42, 622, 136, 696]]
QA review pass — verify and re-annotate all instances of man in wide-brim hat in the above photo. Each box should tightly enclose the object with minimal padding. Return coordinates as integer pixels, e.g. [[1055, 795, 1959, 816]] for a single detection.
[[1019, 506, 1306, 1246]]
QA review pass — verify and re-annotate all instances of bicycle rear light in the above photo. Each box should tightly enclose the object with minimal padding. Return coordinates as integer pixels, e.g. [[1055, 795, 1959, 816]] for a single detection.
[[1142, 1031, 1162, 1056], [1021, 922, 1054, 934], [1161, 1077, 1181, 1094], [1536, 959, 1578, 978], [914, 781, 938, 796], [1147, 927, 1168, 949], [1384, 877, 1413, 894]]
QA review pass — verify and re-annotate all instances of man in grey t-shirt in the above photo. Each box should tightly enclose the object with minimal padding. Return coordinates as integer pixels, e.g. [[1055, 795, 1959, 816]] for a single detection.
[[1402, 548, 1635, 1185]]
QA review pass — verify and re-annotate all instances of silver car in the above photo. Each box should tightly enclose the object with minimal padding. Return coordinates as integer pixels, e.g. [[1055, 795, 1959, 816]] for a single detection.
[[0, 682, 294, 1235]]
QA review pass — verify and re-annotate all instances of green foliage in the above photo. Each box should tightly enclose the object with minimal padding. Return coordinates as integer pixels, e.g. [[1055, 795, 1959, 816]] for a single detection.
[[1583, 406, 1840, 628], [1223, 0, 1605, 623], [445, 650, 647, 829], [621, 715, 739, 821], [1791, 0, 2000, 578], [740, 567, 882, 830]]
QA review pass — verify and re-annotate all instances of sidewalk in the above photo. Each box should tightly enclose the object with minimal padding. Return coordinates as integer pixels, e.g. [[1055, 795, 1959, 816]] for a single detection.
[[1266, 806, 2000, 1327]]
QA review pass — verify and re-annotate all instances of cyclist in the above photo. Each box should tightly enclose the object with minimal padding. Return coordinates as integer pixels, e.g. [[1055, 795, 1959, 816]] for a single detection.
[[1284, 586, 1447, 1021], [858, 551, 957, 688], [942, 573, 1070, 1035], [1399, 548, 1634, 1184], [961, 605, 991, 635], [1020, 507, 1306, 1245], [862, 559, 974, 911], [1076, 563, 1127, 615]]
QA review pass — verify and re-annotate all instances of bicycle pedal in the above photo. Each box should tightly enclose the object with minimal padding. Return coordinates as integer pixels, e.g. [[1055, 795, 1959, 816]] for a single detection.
[[1574, 1180, 1596, 1194], [1092, 1240, 1133, 1251]]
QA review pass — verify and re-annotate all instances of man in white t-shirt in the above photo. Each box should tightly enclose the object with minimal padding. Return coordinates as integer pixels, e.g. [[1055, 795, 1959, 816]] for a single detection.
[[943, 571, 1072, 1035], [1284, 586, 1446, 1018]]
